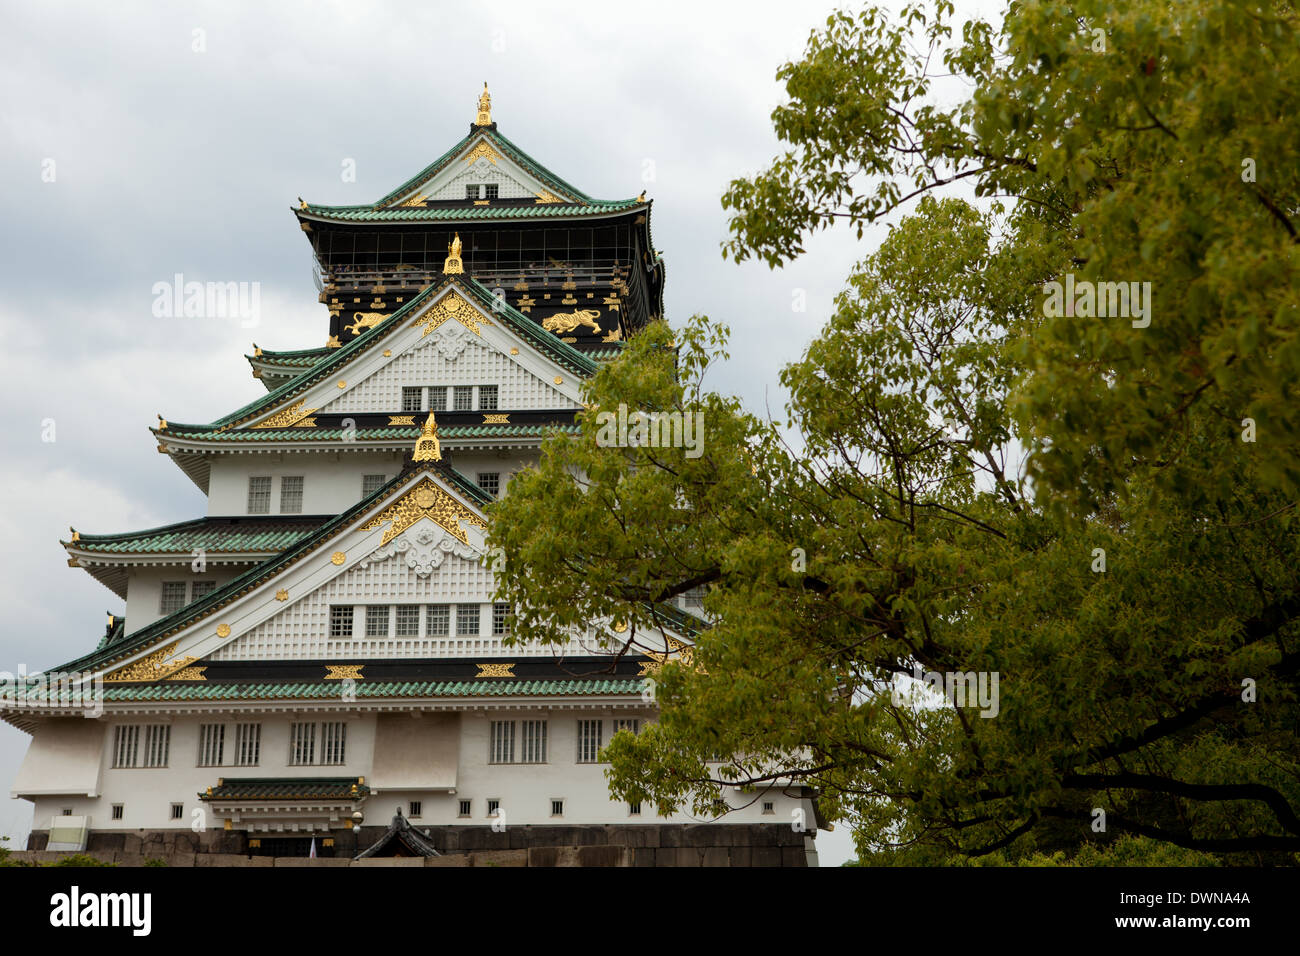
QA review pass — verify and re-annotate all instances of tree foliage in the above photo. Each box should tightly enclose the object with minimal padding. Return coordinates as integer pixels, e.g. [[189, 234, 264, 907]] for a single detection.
[[489, 0, 1300, 864]]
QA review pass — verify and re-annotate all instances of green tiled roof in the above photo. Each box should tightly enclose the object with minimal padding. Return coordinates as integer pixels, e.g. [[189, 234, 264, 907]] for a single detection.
[[100, 678, 645, 702], [247, 348, 331, 368], [301, 200, 643, 222], [201, 777, 368, 801], [161, 423, 580, 442], [158, 275, 597, 438], [68, 516, 329, 554]]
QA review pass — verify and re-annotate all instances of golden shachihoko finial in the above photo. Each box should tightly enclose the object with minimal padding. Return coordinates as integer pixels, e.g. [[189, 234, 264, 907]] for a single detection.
[[474, 83, 492, 126], [443, 232, 464, 274], [413, 411, 442, 462]]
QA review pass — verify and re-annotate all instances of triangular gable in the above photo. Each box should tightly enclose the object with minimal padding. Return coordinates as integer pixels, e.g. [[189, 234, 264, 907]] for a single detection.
[[383, 131, 578, 209], [55, 467, 492, 681], [156, 277, 599, 438]]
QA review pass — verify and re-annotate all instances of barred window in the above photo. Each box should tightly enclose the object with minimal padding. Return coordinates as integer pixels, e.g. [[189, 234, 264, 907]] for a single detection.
[[321, 722, 347, 765], [329, 606, 354, 638], [409, 801, 422, 818], [489, 720, 515, 764], [365, 605, 390, 638], [402, 387, 423, 412], [426, 604, 450, 637], [395, 605, 421, 637], [428, 388, 447, 412], [484, 184, 499, 200], [458, 800, 471, 817], [361, 474, 386, 497], [247, 476, 271, 514], [289, 722, 316, 766], [111, 804, 124, 820], [465, 184, 480, 200], [551, 799, 564, 816], [198, 724, 224, 767], [190, 581, 216, 602], [762, 801, 775, 814], [453, 386, 474, 411], [521, 720, 547, 764], [479, 385, 498, 410], [234, 723, 261, 766], [280, 476, 304, 514], [492, 602, 511, 635], [143, 725, 170, 768], [613, 718, 640, 736], [159, 582, 187, 616], [112, 725, 139, 768], [576, 720, 603, 763], [456, 604, 480, 636], [629, 801, 642, 816], [171, 803, 184, 820], [487, 799, 500, 817], [477, 472, 500, 498]]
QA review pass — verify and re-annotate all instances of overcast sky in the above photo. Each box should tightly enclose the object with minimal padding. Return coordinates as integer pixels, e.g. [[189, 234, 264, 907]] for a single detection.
[[0, 0, 1004, 866]]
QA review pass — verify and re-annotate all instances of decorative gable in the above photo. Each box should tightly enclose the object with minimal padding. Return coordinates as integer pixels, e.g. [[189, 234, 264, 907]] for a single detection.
[[387, 133, 575, 208]]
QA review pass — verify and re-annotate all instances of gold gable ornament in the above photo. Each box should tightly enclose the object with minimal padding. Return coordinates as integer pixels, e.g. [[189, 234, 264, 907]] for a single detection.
[[413, 412, 442, 462], [474, 82, 492, 126], [443, 232, 464, 275]]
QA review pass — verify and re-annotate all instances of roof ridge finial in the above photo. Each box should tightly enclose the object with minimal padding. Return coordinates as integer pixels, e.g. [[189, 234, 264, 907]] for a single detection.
[[474, 82, 492, 127], [413, 411, 442, 462]]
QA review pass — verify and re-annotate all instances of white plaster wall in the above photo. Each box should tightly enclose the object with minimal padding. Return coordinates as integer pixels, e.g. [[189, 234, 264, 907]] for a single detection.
[[24, 710, 811, 831], [124, 567, 241, 633], [206, 452, 407, 517]]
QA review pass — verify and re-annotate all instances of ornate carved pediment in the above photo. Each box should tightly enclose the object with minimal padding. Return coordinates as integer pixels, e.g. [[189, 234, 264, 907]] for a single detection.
[[358, 525, 479, 577], [360, 477, 487, 546]]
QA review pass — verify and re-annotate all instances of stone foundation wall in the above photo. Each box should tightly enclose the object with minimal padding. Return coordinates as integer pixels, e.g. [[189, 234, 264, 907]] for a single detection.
[[25, 824, 811, 867]]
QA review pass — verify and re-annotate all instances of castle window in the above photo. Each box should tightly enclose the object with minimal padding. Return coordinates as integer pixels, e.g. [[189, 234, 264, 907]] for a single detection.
[[362, 474, 386, 498], [491, 602, 511, 634], [395, 604, 421, 637], [453, 386, 474, 411], [484, 184, 499, 200], [576, 720, 603, 763], [428, 388, 448, 412], [234, 723, 261, 766], [489, 720, 515, 764], [456, 605, 480, 636], [198, 724, 225, 767], [329, 605, 354, 638], [159, 582, 187, 616], [402, 387, 423, 413], [629, 802, 642, 816], [321, 722, 347, 765], [550, 799, 564, 817], [247, 476, 272, 514], [426, 604, 450, 637], [458, 800, 471, 817], [613, 718, 640, 735], [191, 581, 217, 601], [111, 805, 124, 821], [478, 385, 498, 410], [143, 725, 170, 768], [487, 799, 500, 817], [477, 473, 500, 498], [289, 722, 316, 766], [762, 801, 775, 814], [408, 801, 422, 818], [365, 605, 390, 638], [279, 476, 304, 513], [465, 184, 480, 200], [171, 803, 184, 820], [521, 720, 547, 764]]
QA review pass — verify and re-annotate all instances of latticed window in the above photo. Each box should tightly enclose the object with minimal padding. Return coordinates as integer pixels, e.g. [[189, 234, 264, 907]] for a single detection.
[[479, 385, 498, 410], [426, 604, 450, 636], [280, 476, 304, 513], [159, 582, 187, 616], [477, 473, 500, 498], [329, 606, 354, 638], [613, 718, 640, 736], [143, 725, 170, 768], [190, 581, 216, 601], [321, 722, 347, 765], [684, 586, 705, 609], [456, 604, 480, 636], [576, 720, 603, 763], [112, 725, 139, 768], [521, 720, 547, 764], [428, 388, 447, 412], [453, 386, 474, 411], [289, 722, 316, 766], [247, 476, 271, 514], [484, 184, 499, 200], [361, 474, 385, 497], [366, 605, 390, 638], [395, 605, 421, 637], [465, 184, 480, 200], [401, 387, 423, 412], [198, 724, 224, 767], [489, 721, 515, 764], [234, 723, 261, 766], [492, 602, 511, 635]]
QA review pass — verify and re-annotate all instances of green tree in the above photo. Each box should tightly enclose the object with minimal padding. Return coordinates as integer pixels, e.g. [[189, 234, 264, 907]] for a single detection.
[[490, 0, 1300, 863]]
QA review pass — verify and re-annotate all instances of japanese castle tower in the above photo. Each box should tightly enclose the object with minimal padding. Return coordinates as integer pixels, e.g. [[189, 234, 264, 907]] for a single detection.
[[5, 88, 817, 865]]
